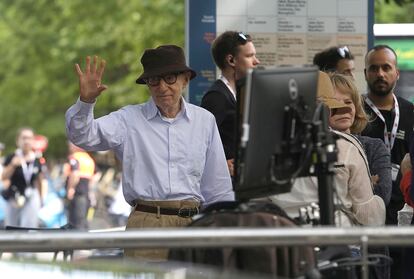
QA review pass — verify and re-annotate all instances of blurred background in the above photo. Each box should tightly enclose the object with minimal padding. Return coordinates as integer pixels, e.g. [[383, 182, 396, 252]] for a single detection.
[[0, 0, 186, 230], [0, 0, 185, 159], [375, 0, 414, 102]]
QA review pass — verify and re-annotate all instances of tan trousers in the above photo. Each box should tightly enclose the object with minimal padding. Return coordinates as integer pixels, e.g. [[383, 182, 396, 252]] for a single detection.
[[124, 200, 199, 261]]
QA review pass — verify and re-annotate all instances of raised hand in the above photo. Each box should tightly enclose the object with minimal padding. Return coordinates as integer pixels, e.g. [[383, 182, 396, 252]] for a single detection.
[[75, 56, 108, 103]]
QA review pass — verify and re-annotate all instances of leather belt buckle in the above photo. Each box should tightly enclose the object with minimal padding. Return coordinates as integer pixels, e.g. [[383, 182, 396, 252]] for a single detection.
[[177, 207, 199, 218]]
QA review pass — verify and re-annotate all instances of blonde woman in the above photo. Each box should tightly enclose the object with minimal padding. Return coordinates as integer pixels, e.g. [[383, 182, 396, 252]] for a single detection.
[[329, 73, 391, 206], [271, 72, 385, 227]]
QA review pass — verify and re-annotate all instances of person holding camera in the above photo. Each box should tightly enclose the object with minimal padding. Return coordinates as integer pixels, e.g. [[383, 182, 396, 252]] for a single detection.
[[1, 127, 44, 228]]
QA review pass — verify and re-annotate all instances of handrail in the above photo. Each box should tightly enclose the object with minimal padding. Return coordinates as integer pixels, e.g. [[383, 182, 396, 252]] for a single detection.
[[0, 226, 413, 252]]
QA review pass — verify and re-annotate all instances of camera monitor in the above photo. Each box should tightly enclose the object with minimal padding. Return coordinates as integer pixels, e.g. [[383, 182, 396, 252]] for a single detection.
[[235, 66, 319, 201]]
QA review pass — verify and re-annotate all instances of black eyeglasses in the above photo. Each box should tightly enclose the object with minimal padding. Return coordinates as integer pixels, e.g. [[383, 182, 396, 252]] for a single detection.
[[145, 72, 182, 87], [337, 46, 350, 58]]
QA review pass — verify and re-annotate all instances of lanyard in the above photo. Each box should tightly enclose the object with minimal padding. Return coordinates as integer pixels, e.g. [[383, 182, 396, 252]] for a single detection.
[[21, 159, 34, 186], [364, 94, 400, 153]]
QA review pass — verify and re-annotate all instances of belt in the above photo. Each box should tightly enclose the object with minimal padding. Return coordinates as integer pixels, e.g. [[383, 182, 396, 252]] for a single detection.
[[135, 204, 199, 218]]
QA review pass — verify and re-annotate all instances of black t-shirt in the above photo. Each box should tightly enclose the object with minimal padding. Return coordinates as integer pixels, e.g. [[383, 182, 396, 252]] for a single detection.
[[362, 95, 414, 224], [4, 153, 43, 195]]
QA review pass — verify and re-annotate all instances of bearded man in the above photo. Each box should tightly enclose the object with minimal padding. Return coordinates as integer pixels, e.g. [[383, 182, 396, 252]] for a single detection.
[[362, 45, 414, 279]]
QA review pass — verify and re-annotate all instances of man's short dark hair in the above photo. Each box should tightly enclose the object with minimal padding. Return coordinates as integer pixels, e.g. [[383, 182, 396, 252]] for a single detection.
[[313, 46, 354, 72], [364, 44, 398, 65], [211, 31, 252, 70]]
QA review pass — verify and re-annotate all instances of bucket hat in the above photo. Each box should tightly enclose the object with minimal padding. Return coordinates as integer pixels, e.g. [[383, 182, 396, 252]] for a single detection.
[[136, 45, 196, 84]]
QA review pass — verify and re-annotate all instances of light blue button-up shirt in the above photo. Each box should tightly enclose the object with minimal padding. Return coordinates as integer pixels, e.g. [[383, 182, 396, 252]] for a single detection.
[[65, 97, 234, 206]]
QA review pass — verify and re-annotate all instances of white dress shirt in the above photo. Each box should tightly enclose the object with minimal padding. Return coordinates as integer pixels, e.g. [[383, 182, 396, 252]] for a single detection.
[[219, 75, 236, 101], [65, 97, 234, 206]]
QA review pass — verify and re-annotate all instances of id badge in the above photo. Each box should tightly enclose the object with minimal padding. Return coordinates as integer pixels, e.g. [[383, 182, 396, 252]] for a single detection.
[[391, 163, 400, 182]]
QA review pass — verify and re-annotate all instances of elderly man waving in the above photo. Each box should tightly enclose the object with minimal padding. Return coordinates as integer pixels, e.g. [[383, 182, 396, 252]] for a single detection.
[[65, 45, 234, 261]]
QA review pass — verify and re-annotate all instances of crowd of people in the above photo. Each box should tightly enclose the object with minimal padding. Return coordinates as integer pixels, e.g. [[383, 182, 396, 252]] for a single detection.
[[0, 132, 130, 231], [1, 30, 414, 278]]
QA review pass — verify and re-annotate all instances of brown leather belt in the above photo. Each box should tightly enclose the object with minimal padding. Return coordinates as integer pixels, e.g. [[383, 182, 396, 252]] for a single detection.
[[135, 204, 199, 218]]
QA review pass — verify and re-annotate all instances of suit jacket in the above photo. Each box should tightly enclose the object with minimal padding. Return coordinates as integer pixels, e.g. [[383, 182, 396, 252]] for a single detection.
[[200, 79, 236, 160]]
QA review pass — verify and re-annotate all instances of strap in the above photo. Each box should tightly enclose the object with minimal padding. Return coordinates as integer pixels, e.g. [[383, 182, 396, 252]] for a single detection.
[[364, 94, 400, 153], [333, 130, 373, 190]]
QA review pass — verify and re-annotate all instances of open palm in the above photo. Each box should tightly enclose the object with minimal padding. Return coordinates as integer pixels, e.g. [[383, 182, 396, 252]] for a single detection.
[[75, 56, 108, 103]]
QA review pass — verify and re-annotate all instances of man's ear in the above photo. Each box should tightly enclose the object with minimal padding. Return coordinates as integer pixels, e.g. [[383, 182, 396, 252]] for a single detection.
[[226, 55, 235, 67]]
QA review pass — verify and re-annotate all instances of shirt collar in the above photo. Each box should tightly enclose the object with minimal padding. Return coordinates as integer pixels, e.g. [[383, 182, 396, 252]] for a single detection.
[[144, 97, 191, 121], [219, 75, 237, 100]]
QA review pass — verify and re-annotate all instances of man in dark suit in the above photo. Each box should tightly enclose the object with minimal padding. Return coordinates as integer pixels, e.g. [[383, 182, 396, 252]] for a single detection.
[[200, 31, 260, 176]]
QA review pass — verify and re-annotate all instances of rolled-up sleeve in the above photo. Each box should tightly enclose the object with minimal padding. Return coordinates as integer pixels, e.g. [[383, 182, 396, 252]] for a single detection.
[[65, 98, 125, 151]]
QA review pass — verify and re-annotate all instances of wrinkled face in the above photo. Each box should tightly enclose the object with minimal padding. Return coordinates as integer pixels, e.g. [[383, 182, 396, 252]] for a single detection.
[[147, 72, 190, 111], [329, 88, 355, 133], [364, 48, 400, 97], [17, 129, 34, 152], [336, 59, 355, 79], [234, 41, 260, 80]]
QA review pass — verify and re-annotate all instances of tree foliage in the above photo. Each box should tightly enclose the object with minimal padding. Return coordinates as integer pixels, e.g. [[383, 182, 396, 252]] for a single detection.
[[384, 0, 414, 5], [376, 0, 414, 22], [0, 0, 185, 158]]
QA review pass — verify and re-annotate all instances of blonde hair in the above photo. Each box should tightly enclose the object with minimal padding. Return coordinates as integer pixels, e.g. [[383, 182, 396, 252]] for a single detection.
[[329, 73, 368, 134]]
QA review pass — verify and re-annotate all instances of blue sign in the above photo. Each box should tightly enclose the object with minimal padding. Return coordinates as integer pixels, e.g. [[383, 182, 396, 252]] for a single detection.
[[186, 0, 216, 105]]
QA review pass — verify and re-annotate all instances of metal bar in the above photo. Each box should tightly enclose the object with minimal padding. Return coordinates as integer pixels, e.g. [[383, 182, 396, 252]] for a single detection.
[[1, 227, 414, 252], [361, 235, 369, 279]]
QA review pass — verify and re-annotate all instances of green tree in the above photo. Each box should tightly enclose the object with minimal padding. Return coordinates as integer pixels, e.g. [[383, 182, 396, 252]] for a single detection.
[[384, 0, 414, 5], [0, 0, 185, 158], [376, 0, 414, 22]]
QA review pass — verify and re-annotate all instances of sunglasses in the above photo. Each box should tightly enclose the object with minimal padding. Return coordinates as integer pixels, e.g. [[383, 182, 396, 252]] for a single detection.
[[144, 72, 183, 87], [237, 32, 250, 43], [337, 46, 350, 58]]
